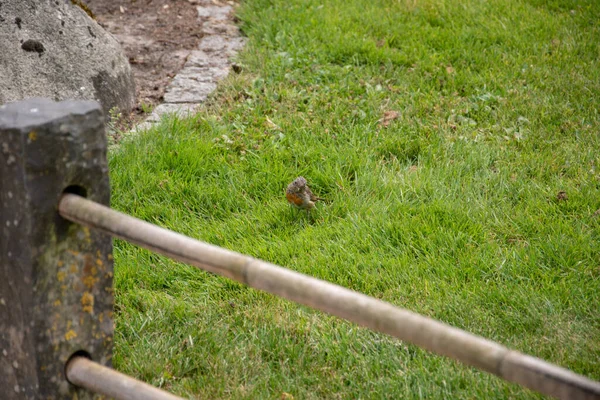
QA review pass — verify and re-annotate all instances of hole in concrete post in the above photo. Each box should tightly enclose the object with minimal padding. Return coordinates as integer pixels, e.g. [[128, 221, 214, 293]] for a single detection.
[[63, 185, 88, 198], [56, 185, 88, 236], [64, 350, 92, 384]]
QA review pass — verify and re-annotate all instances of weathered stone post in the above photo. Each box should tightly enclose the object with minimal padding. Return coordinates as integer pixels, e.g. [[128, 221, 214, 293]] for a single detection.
[[0, 98, 113, 399]]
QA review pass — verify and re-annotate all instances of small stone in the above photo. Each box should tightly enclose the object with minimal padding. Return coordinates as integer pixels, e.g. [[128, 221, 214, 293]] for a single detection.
[[147, 103, 199, 121]]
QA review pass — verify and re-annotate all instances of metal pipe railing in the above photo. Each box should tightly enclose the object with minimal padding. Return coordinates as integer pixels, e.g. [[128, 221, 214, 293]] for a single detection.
[[58, 193, 600, 400], [66, 356, 183, 400]]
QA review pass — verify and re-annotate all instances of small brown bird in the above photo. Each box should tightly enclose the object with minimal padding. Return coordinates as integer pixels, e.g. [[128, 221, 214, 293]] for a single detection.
[[285, 176, 323, 213]]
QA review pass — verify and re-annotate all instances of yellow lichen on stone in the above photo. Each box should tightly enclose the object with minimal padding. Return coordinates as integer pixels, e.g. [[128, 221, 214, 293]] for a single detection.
[[81, 292, 94, 314], [57, 271, 66, 282], [64, 330, 77, 341], [71, 0, 96, 19], [83, 227, 91, 244], [83, 275, 99, 289]]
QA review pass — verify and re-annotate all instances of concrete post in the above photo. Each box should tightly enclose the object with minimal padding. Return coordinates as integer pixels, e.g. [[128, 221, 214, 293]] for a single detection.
[[0, 98, 113, 399]]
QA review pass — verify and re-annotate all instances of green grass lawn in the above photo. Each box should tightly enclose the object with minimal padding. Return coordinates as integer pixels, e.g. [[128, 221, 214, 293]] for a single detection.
[[108, 0, 600, 398]]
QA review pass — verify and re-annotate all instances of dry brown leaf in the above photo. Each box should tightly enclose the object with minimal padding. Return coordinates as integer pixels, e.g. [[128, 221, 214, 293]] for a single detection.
[[557, 191, 568, 201], [265, 116, 281, 130], [378, 110, 400, 127]]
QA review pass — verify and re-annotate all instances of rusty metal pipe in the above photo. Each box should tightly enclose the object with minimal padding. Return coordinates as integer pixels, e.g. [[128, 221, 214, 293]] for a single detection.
[[66, 356, 183, 400], [58, 193, 600, 400]]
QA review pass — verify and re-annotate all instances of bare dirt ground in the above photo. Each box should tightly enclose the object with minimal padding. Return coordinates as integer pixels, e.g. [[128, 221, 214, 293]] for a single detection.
[[84, 0, 205, 123]]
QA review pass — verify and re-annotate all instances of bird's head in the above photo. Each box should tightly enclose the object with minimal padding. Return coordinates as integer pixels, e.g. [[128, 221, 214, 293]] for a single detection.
[[292, 176, 307, 190]]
